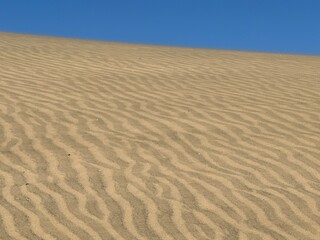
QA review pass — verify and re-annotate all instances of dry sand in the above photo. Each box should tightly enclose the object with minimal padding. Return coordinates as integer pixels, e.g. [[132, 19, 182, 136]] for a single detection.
[[0, 32, 320, 240]]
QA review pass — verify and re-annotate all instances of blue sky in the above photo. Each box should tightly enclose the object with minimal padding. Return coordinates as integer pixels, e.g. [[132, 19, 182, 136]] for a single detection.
[[1, 1, 319, 54]]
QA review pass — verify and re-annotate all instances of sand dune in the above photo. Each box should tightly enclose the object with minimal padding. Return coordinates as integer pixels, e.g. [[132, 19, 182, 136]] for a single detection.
[[0, 32, 320, 240]]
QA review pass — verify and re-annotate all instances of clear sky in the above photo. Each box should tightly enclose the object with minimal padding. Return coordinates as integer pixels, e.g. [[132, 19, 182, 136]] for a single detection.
[[1, 1, 319, 55]]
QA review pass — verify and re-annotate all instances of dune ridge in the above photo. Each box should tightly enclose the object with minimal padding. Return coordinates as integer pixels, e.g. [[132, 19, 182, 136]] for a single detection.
[[0, 32, 320, 239]]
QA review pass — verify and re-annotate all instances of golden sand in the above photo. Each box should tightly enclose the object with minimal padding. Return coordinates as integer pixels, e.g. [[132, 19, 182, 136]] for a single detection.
[[0, 32, 320, 239]]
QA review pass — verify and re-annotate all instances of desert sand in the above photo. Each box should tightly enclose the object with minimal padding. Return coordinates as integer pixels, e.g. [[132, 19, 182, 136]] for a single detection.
[[0, 32, 319, 240]]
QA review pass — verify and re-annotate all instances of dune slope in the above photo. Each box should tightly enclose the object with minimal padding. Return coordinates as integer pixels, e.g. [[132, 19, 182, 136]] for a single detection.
[[0, 32, 320, 240]]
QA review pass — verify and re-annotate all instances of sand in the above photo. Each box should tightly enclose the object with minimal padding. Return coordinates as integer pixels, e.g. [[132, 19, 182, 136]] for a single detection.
[[0, 32, 319, 240]]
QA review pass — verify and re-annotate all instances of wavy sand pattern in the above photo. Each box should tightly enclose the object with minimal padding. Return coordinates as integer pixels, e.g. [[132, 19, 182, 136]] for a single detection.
[[0, 32, 320, 240]]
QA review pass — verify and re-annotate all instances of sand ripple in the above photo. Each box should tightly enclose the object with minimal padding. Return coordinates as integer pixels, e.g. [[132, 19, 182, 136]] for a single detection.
[[0, 32, 320, 239]]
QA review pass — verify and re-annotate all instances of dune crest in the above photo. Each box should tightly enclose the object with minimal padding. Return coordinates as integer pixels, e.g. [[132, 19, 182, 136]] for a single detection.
[[0, 32, 320, 239]]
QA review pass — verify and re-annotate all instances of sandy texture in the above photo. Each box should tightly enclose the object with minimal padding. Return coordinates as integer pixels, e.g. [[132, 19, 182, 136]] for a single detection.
[[0, 32, 320, 240]]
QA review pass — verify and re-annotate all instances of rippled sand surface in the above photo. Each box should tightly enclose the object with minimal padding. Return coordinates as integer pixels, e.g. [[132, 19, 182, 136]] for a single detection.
[[0, 32, 320, 240]]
